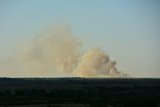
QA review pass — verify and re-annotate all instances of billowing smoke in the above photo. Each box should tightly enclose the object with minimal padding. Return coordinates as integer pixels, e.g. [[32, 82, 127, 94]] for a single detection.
[[75, 47, 128, 77], [75, 47, 120, 77], [0, 25, 128, 77]]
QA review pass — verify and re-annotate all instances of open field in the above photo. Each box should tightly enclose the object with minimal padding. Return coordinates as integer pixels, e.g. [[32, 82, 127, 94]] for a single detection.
[[0, 78, 160, 107]]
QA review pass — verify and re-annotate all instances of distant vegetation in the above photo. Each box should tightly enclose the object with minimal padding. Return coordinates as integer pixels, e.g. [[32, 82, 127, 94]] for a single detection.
[[0, 78, 160, 107]]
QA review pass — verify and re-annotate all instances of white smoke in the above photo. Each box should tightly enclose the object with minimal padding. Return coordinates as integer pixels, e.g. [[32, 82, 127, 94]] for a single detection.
[[75, 47, 128, 77], [75, 47, 120, 77]]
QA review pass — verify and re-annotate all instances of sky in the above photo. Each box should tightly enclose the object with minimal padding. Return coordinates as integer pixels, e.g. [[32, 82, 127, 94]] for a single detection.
[[0, 0, 160, 77]]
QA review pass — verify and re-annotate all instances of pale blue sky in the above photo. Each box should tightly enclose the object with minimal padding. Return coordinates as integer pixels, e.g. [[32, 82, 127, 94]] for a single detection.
[[0, 0, 160, 77]]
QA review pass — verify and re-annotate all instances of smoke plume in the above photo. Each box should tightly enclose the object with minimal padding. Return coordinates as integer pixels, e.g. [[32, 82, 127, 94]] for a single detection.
[[75, 47, 120, 77], [0, 25, 127, 77]]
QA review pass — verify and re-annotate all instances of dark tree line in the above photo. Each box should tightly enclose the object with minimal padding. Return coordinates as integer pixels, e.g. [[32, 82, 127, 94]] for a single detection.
[[0, 78, 160, 107]]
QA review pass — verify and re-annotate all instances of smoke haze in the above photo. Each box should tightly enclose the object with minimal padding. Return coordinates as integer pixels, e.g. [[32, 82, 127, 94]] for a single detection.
[[0, 25, 127, 77]]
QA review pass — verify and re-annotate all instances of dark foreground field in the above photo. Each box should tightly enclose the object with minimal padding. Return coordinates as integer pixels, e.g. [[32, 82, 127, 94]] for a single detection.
[[0, 78, 160, 107]]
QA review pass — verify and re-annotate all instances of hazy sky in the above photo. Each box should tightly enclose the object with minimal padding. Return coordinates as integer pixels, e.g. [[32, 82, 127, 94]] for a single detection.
[[0, 0, 160, 77]]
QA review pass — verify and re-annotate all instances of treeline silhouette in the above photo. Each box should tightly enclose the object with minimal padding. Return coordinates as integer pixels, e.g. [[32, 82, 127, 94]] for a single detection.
[[0, 78, 160, 107]]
